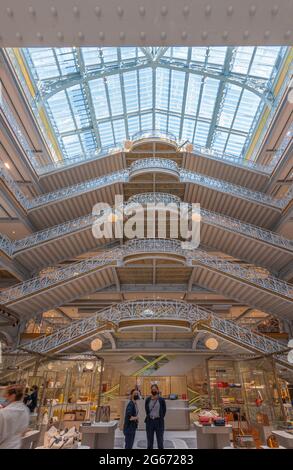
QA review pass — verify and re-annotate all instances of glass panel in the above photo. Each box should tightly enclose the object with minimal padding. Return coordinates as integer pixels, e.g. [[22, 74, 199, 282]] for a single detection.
[[12, 46, 285, 167], [182, 118, 195, 141], [124, 70, 139, 113], [198, 78, 220, 119], [141, 113, 153, 130], [47, 91, 75, 133], [185, 74, 202, 116], [194, 121, 209, 146], [155, 113, 167, 132], [89, 79, 109, 119], [113, 119, 126, 144], [212, 131, 229, 153], [127, 115, 140, 137], [98, 121, 114, 147], [139, 68, 153, 111], [233, 90, 261, 133], [156, 68, 170, 110], [107, 75, 124, 116], [169, 70, 185, 114]]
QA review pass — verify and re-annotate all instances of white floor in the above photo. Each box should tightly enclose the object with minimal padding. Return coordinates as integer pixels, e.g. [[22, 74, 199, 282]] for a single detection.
[[114, 429, 197, 449]]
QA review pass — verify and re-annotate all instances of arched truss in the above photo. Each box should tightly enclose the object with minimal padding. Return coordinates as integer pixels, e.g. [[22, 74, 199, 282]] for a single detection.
[[12, 46, 287, 164], [6, 300, 290, 370]]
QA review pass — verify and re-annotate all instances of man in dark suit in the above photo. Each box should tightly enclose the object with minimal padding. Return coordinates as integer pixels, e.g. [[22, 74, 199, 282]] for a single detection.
[[123, 389, 139, 449], [145, 384, 166, 449]]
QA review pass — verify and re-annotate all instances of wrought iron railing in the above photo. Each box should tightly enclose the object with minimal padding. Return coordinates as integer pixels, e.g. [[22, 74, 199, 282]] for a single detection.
[[0, 164, 31, 210], [31, 169, 129, 208], [0, 192, 292, 256], [1, 158, 291, 211], [37, 146, 123, 175], [180, 168, 286, 208], [2, 73, 292, 179], [191, 143, 270, 173], [0, 91, 40, 169], [15, 300, 289, 368], [130, 157, 179, 175], [0, 92, 278, 176], [0, 239, 292, 304], [132, 130, 178, 143]]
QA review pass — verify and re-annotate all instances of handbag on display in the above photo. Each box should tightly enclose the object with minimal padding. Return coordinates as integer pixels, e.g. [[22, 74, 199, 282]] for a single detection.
[[213, 417, 226, 426], [217, 382, 229, 388], [95, 405, 110, 423], [198, 416, 212, 426]]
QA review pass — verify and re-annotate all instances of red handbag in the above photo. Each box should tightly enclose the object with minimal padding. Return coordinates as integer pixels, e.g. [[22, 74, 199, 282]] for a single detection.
[[199, 416, 212, 426], [217, 382, 229, 388]]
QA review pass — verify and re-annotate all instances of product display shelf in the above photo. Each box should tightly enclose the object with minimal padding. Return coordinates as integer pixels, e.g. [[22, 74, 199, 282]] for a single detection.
[[239, 361, 284, 426], [208, 360, 247, 422]]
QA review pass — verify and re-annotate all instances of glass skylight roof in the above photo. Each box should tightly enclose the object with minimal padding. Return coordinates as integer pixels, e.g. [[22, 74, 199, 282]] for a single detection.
[[11, 46, 287, 164]]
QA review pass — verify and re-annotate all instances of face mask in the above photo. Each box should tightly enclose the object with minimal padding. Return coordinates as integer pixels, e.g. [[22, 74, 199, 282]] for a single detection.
[[151, 390, 157, 396], [133, 395, 139, 400]]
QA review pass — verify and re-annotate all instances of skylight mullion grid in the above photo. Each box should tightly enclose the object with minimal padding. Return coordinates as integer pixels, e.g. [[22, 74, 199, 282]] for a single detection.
[[221, 48, 257, 155], [64, 88, 85, 157], [178, 48, 192, 141], [15, 46, 286, 167], [206, 47, 235, 148], [137, 69, 142, 133], [166, 68, 172, 134], [152, 67, 156, 130], [191, 48, 209, 144], [117, 48, 129, 139], [103, 77, 116, 146], [77, 48, 101, 149]]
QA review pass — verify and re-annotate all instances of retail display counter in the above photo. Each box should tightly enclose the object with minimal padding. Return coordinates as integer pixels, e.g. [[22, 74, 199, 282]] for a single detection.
[[119, 398, 190, 430], [80, 421, 118, 449], [194, 422, 232, 449]]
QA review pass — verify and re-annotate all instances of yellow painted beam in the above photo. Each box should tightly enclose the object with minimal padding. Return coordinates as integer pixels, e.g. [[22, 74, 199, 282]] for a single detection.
[[132, 354, 167, 377], [245, 47, 293, 161], [12, 49, 63, 162]]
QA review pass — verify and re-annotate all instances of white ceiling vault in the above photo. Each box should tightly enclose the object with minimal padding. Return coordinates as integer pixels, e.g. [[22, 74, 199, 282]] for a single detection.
[[0, 0, 292, 47]]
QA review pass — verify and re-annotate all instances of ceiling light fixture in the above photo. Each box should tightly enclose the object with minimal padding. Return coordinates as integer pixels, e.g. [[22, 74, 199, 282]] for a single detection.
[[91, 338, 103, 351], [85, 361, 94, 370], [205, 337, 219, 350]]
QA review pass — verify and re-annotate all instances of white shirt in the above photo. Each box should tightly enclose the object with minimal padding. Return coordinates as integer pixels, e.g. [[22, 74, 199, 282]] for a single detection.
[[0, 401, 30, 449]]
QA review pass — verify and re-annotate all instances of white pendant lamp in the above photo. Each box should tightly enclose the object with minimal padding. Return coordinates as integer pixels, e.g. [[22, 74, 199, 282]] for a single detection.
[[91, 338, 103, 351], [205, 337, 219, 350]]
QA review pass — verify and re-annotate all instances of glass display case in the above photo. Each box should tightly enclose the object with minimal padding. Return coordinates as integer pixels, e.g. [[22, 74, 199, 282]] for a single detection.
[[207, 360, 246, 422], [238, 358, 285, 425], [35, 358, 103, 428]]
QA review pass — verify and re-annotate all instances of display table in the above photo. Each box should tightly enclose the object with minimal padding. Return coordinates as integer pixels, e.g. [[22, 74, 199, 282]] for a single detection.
[[194, 422, 232, 449], [21, 430, 40, 449], [120, 399, 190, 431], [80, 421, 118, 449], [272, 430, 293, 449]]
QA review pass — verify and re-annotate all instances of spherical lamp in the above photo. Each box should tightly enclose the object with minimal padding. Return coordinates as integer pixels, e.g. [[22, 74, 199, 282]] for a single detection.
[[91, 338, 103, 351], [85, 361, 94, 370], [205, 337, 219, 351], [287, 339, 293, 349]]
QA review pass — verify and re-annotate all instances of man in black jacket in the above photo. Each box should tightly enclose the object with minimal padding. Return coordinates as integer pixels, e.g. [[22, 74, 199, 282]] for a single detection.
[[123, 389, 139, 449], [145, 384, 166, 449]]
